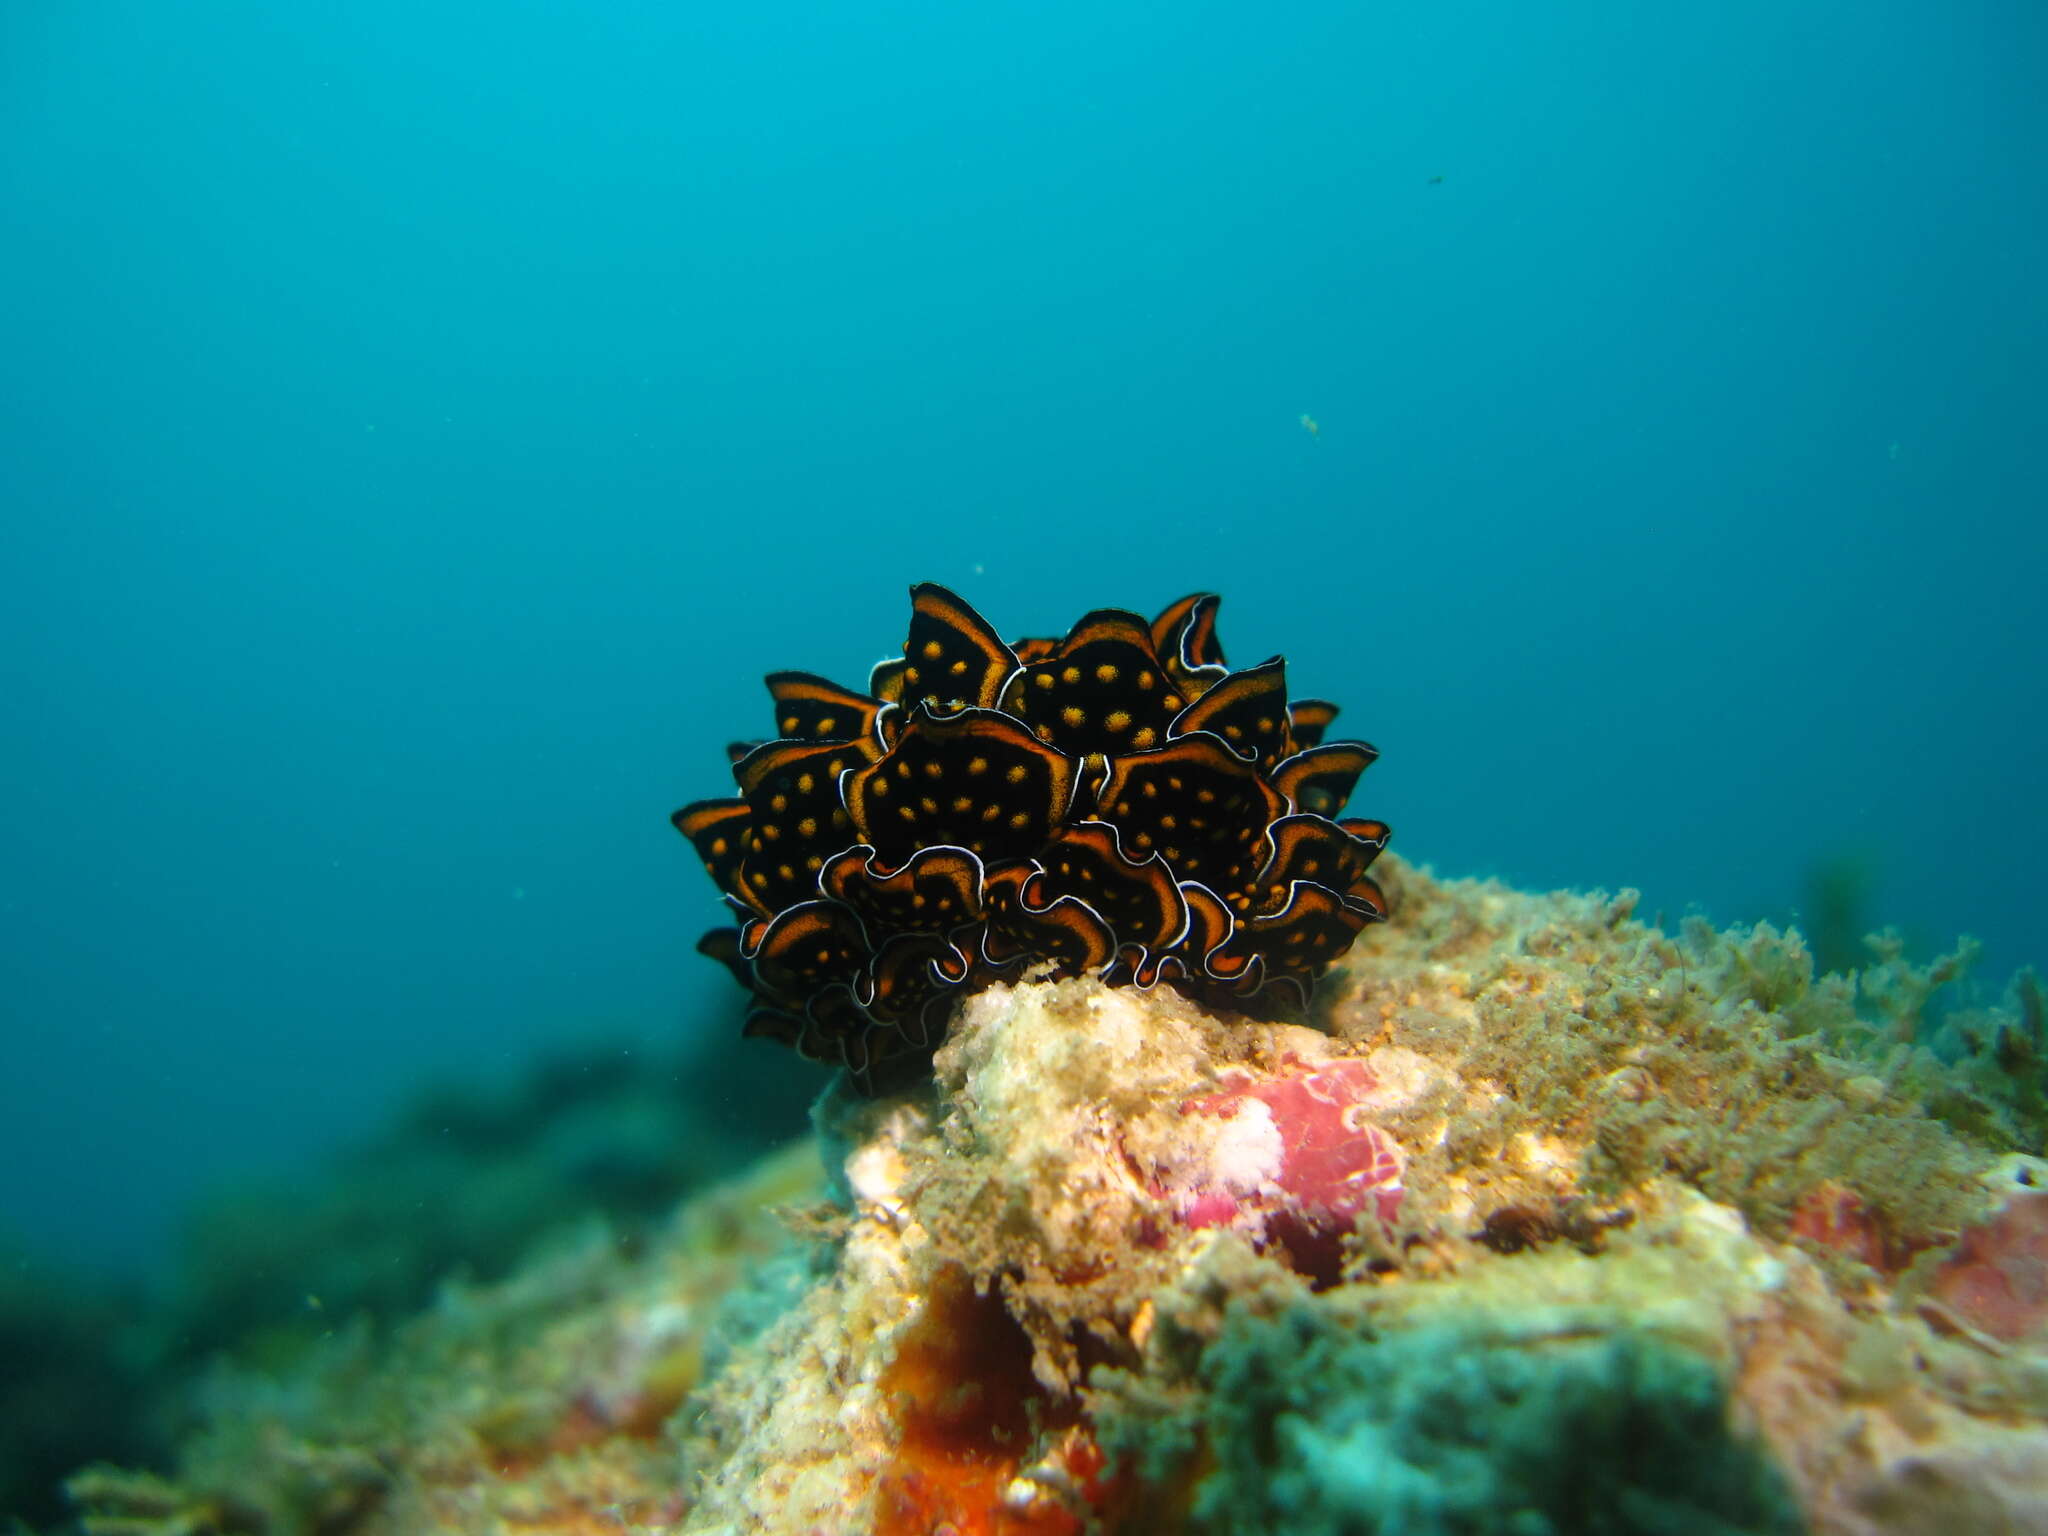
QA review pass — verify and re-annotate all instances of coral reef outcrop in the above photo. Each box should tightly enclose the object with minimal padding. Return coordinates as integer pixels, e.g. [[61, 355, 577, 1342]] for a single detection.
[[65, 863, 2048, 1535]]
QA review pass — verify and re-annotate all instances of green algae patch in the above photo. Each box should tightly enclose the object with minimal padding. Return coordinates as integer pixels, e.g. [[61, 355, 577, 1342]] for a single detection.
[[1103, 1300, 1803, 1536]]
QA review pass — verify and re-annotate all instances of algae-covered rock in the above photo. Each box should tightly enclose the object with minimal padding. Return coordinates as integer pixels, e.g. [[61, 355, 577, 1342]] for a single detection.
[[1155, 1306, 1803, 1535], [69, 1143, 825, 1536], [64, 864, 2048, 1535]]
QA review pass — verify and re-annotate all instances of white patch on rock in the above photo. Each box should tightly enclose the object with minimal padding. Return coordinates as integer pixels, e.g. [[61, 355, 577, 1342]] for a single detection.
[[1202, 1099, 1286, 1196]]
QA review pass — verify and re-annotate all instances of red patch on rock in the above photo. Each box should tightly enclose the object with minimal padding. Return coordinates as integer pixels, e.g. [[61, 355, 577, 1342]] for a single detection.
[[1927, 1190, 2048, 1342], [1171, 1055, 1403, 1285], [1789, 1181, 1894, 1273]]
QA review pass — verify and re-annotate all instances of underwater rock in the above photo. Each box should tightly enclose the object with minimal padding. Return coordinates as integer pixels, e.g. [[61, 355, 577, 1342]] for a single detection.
[[65, 864, 2048, 1535]]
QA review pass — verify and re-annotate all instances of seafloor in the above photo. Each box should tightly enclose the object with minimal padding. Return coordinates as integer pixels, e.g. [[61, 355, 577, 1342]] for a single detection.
[[68, 858, 2048, 1534]]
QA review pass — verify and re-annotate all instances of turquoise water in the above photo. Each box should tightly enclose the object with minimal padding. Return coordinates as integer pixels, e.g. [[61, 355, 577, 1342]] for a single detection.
[[1, 1, 2042, 1274]]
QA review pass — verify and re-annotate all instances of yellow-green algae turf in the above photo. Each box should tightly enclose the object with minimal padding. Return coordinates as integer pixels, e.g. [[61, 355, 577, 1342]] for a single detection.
[[1337, 862, 2021, 1258]]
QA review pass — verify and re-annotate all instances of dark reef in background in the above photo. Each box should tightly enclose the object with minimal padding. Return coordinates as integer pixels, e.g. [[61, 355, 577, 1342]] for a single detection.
[[0, 1023, 819, 1528], [0, 1253, 159, 1531]]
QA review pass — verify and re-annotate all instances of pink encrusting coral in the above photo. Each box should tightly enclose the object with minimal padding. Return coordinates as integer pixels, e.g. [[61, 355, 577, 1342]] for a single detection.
[[1163, 1057, 1404, 1284], [1926, 1187, 2048, 1341]]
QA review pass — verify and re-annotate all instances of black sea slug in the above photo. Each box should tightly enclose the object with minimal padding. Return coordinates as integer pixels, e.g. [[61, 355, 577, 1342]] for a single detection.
[[674, 585, 1389, 1092]]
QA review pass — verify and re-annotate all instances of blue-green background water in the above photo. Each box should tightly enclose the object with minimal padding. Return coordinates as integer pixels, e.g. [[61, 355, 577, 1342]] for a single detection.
[[2, 1, 2043, 1274]]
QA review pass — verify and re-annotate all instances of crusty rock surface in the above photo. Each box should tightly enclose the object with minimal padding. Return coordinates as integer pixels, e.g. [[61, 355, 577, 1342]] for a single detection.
[[72, 862, 2048, 1535]]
